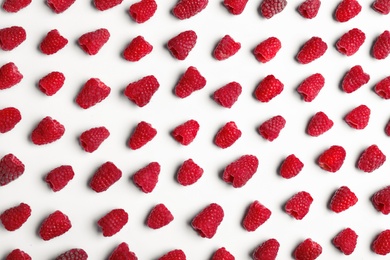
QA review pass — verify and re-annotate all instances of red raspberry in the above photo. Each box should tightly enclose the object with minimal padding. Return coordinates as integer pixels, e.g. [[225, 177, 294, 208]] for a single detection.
[[329, 186, 358, 213], [280, 154, 304, 179], [39, 210, 72, 241], [222, 154, 259, 188], [39, 29, 68, 55], [159, 249, 186, 260], [175, 66, 206, 98], [242, 200, 271, 232], [132, 162, 160, 193], [386, 119, 390, 136], [332, 228, 358, 255], [167, 30, 197, 60], [97, 208, 128, 237], [344, 104, 370, 129], [172, 0, 208, 19], [253, 238, 280, 260], [94, 0, 123, 11], [75, 78, 111, 109], [307, 111, 334, 137], [45, 165, 75, 192], [254, 75, 284, 102], [213, 82, 242, 108], [38, 71, 65, 96], [211, 247, 234, 260], [373, 0, 390, 14], [296, 36, 327, 64], [176, 158, 204, 186], [123, 36, 153, 62], [89, 161, 122, 192], [147, 203, 174, 229], [297, 73, 325, 102], [78, 28, 110, 55], [357, 144, 386, 173], [0, 62, 23, 90], [336, 28, 366, 56], [2, 0, 31, 12], [372, 230, 390, 255], [171, 119, 200, 145], [372, 186, 390, 214], [342, 65, 370, 93], [298, 0, 321, 19], [317, 145, 346, 172], [294, 238, 322, 260], [0, 26, 26, 51], [191, 203, 224, 239], [47, 0, 76, 13], [260, 0, 287, 19], [6, 249, 31, 260], [0, 107, 21, 133], [214, 121, 242, 149], [284, 191, 313, 220], [124, 75, 159, 107], [79, 126, 110, 152], [108, 242, 138, 260], [253, 37, 282, 63], [372, 30, 390, 59], [375, 76, 390, 99], [0, 154, 25, 186], [129, 0, 157, 23], [31, 116, 65, 145], [56, 249, 88, 260], [0, 203, 31, 231], [128, 121, 157, 150], [258, 115, 286, 142], [213, 35, 241, 60], [335, 0, 362, 22], [223, 0, 248, 15]]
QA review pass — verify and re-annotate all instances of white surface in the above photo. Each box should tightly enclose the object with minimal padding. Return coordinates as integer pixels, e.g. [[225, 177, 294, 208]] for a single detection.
[[1, 0, 390, 259]]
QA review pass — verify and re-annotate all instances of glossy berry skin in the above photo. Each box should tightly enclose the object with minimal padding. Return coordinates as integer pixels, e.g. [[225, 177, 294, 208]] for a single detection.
[[79, 126, 110, 153], [372, 230, 390, 255], [55, 248, 88, 260], [329, 186, 358, 213], [94, 0, 123, 11], [223, 0, 248, 15], [47, 0, 76, 13], [129, 0, 157, 23], [317, 145, 346, 172], [336, 28, 366, 56], [298, 0, 321, 19], [176, 159, 203, 186], [0, 154, 25, 186], [373, 0, 390, 14], [253, 37, 281, 63], [97, 208, 128, 237], [344, 104, 370, 129], [124, 75, 159, 107], [284, 191, 313, 220], [146, 203, 174, 229], [39, 210, 72, 241], [296, 36, 327, 64], [159, 249, 186, 260], [253, 238, 280, 260], [38, 71, 65, 96], [372, 30, 390, 60], [172, 119, 200, 145], [89, 161, 122, 193], [123, 36, 153, 62], [2, 0, 31, 12], [307, 111, 333, 137], [174, 66, 206, 98], [385, 120, 390, 136], [0, 203, 31, 231], [45, 165, 75, 192], [214, 121, 242, 148], [242, 200, 271, 232], [75, 78, 111, 109], [31, 116, 65, 145], [211, 247, 234, 260], [375, 76, 390, 99], [78, 28, 110, 55], [335, 0, 362, 22], [213, 82, 242, 108], [108, 242, 138, 260], [297, 73, 325, 102], [260, 0, 287, 19], [357, 144, 386, 173], [167, 30, 197, 60], [191, 203, 224, 239], [0, 26, 26, 51], [0, 107, 22, 134], [222, 155, 259, 188], [332, 228, 358, 255], [372, 186, 390, 214], [0, 62, 23, 90], [258, 115, 286, 142], [5, 249, 31, 260], [39, 29, 68, 55], [213, 35, 241, 60], [280, 154, 304, 179], [172, 0, 209, 19], [341, 65, 370, 93], [294, 238, 322, 260], [128, 121, 157, 150], [254, 75, 284, 102], [133, 162, 160, 193]]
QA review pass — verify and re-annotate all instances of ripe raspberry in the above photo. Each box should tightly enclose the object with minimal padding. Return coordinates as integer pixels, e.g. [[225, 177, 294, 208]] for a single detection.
[[253, 37, 281, 63], [242, 200, 271, 232], [296, 36, 327, 64], [373, 0, 390, 14], [38, 71, 65, 96], [174, 66, 206, 98], [172, 119, 200, 145], [342, 65, 370, 93], [222, 154, 259, 188], [223, 0, 248, 15], [297, 73, 325, 102], [0, 107, 22, 133], [75, 78, 111, 109], [78, 28, 110, 55], [280, 154, 304, 179], [0, 203, 31, 231], [0, 26, 26, 51], [335, 0, 362, 22], [167, 30, 197, 60], [108, 242, 138, 260], [0, 62, 23, 90], [5, 249, 31, 260], [260, 0, 287, 19], [254, 75, 284, 102], [332, 228, 358, 255], [39, 210, 72, 241], [89, 161, 122, 192], [129, 0, 157, 23], [253, 239, 279, 260], [372, 230, 390, 255], [128, 121, 157, 150], [124, 75, 159, 107], [307, 111, 333, 137], [147, 203, 174, 229], [176, 158, 203, 186], [56, 249, 88, 260], [285, 191, 313, 220], [79, 126, 110, 153], [45, 165, 75, 192], [330, 186, 358, 213], [213, 35, 241, 60], [123, 36, 153, 62], [386, 120, 390, 136], [344, 104, 370, 129], [372, 30, 390, 59], [159, 249, 186, 260], [298, 0, 321, 19], [294, 238, 322, 260], [372, 186, 390, 214], [94, 0, 123, 11], [47, 0, 76, 13], [2, 0, 31, 12], [0, 153, 25, 186], [213, 82, 242, 108], [317, 145, 346, 172], [336, 28, 366, 56], [357, 144, 386, 173], [375, 76, 390, 99], [211, 247, 234, 260], [214, 121, 242, 149], [132, 162, 160, 193], [97, 208, 128, 237], [172, 0, 208, 19], [191, 203, 224, 238], [258, 115, 286, 142], [39, 29, 68, 55], [31, 116, 65, 145]]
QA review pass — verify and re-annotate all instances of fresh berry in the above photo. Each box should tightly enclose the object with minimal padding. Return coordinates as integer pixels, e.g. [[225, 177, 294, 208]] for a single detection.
[[296, 36, 327, 64], [94, 0, 123, 11], [39, 210, 72, 241], [298, 0, 321, 19], [172, 119, 200, 145], [176, 158, 203, 186], [167, 30, 197, 60], [242, 200, 271, 232], [5, 249, 31, 260], [336, 28, 366, 56], [213, 82, 242, 108], [284, 191, 313, 220], [75, 78, 111, 109], [253, 37, 282, 63], [375, 76, 390, 99], [372, 230, 390, 255], [280, 154, 304, 179], [332, 228, 358, 255], [129, 0, 157, 23], [0, 62, 23, 90], [174, 66, 206, 98], [254, 75, 284, 102], [0, 107, 21, 133], [0, 26, 26, 51], [357, 144, 386, 172], [372, 30, 390, 59], [159, 249, 186, 260], [147, 203, 174, 229], [128, 121, 157, 150], [79, 126, 110, 153], [307, 111, 334, 137], [38, 71, 65, 96], [132, 162, 160, 193], [211, 247, 234, 260], [56, 249, 88, 260], [344, 104, 370, 129], [0, 203, 31, 231], [258, 115, 286, 141], [78, 28, 110, 55], [317, 145, 346, 172], [214, 121, 241, 149], [335, 0, 362, 22], [89, 161, 122, 192], [39, 29, 68, 55], [2, 0, 31, 12], [330, 186, 358, 213], [260, 0, 287, 19], [191, 203, 224, 238], [172, 0, 208, 19], [294, 238, 322, 260], [97, 208, 128, 237], [373, 0, 390, 14], [297, 73, 325, 102], [108, 242, 138, 260], [123, 36, 153, 62], [213, 35, 241, 60], [0, 153, 25, 186], [386, 120, 390, 136], [222, 154, 259, 188], [342, 65, 370, 93], [252, 238, 280, 260], [223, 0, 248, 15], [47, 0, 76, 13], [372, 186, 390, 214], [124, 75, 159, 107], [45, 165, 74, 192], [31, 116, 65, 145]]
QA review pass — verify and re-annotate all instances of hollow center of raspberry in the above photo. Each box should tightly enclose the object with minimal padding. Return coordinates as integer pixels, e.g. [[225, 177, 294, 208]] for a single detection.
[[338, 47, 347, 54], [319, 162, 332, 171], [377, 90, 390, 99]]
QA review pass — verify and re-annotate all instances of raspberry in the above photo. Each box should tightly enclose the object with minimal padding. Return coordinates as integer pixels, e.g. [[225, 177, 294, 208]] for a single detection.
[[176, 158, 204, 186], [159, 249, 186, 260], [335, 0, 362, 22], [0, 26, 26, 51], [253, 37, 282, 63], [297, 73, 325, 102], [386, 120, 390, 136], [213, 35, 241, 60], [242, 200, 271, 232], [254, 75, 284, 102], [167, 30, 197, 60], [39, 210, 72, 241], [375, 76, 390, 99], [89, 161, 122, 192], [78, 28, 110, 55], [0, 107, 21, 133], [0, 203, 31, 231], [132, 162, 160, 193], [372, 230, 390, 255], [31, 116, 65, 145], [56, 249, 88, 260], [214, 121, 242, 149], [258, 115, 286, 142], [47, 0, 76, 13], [317, 145, 346, 172], [344, 104, 370, 129], [6, 249, 31, 260], [97, 208, 128, 237], [124, 75, 159, 107], [223, 0, 248, 15], [342, 65, 370, 93], [372, 186, 390, 214], [336, 28, 366, 56], [285, 191, 313, 220], [147, 203, 174, 229], [128, 121, 157, 150], [294, 238, 322, 260], [222, 154, 259, 188], [39, 29, 68, 55], [211, 247, 234, 260], [307, 111, 333, 137], [329, 186, 358, 213], [0, 62, 23, 90], [108, 242, 138, 260], [372, 30, 390, 59], [296, 36, 327, 64], [171, 119, 200, 145], [298, 0, 321, 19], [253, 239, 279, 260], [172, 0, 208, 19], [213, 82, 242, 108], [94, 0, 123, 11], [174, 66, 206, 98], [2, 0, 31, 12], [191, 203, 224, 238], [0, 153, 25, 186], [79, 126, 110, 153], [45, 165, 74, 192], [357, 144, 386, 173], [373, 0, 390, 14], [332, 228, 358, 255], [280, 154, 304, 179], [75, 78, 111, 109], [38, 71, 65, 96], [123, 36, 153, 62], [260, 0, 287, 19], [129, 0, 157, 23]]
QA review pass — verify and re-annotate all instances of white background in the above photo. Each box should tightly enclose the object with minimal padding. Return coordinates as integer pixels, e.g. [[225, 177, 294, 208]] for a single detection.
[[1, 0, 390, 259]]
